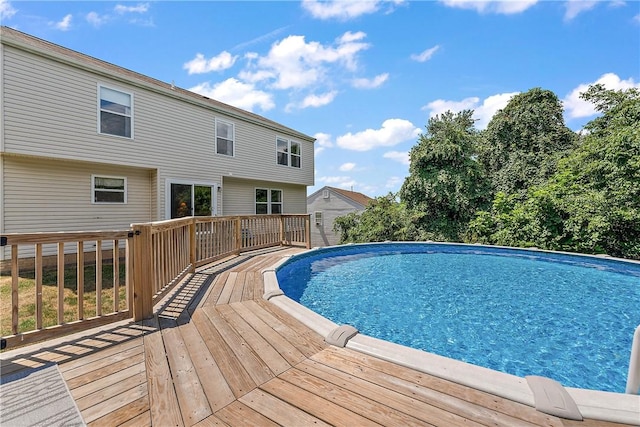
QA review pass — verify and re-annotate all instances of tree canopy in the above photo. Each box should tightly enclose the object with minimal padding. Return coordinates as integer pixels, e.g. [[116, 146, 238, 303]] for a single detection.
[[398, 110, 491, 241], [334, 85, 640, 259], [478, 88, 577, 196]]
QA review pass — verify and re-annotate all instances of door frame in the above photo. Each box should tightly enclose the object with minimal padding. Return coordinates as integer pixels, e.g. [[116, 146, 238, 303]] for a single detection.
[[165, 178, 219, 219]]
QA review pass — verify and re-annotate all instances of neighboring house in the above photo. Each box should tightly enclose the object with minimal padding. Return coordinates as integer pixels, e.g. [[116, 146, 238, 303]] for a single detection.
[[0, 27, 315, 247], [307, 186, 372, 247]]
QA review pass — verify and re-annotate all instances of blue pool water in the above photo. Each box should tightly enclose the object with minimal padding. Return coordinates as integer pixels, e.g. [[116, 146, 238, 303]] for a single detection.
[[276, 243, 640, 393]]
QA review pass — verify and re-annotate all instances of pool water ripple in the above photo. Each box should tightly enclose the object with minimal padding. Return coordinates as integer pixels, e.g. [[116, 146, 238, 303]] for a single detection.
[[276, 244, 640, 393]]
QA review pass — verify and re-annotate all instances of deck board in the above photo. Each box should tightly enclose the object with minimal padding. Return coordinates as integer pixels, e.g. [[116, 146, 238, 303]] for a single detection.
[[191, 309, 257, 398], [214, 401, 279, 427], [238, 388, 332, 427], [162, 326, 212, 426], [201, 305, 274, 386], [177, 321, 236, 412], [143, 319, 183, 427], [260, 376, 382, 426], [2, 246, 636, 427], [216, 304, 292, 376]]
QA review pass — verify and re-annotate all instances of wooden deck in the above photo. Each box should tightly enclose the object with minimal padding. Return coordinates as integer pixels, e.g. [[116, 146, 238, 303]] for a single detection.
[[0, 247, 634, 426]]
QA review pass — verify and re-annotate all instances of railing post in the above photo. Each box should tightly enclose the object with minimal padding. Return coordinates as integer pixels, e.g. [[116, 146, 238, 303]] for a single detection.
[[305, 214, 311, 249], [189, 217, 197, 273], [626, 324, 640, 394], [131, 223, 153, 321]]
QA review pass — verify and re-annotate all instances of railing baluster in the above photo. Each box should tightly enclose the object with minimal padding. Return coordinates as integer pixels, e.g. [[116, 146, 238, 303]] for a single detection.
[[11, 245, 19, 335], [57, 242, 64, 325], [113, 239, 119, 313], [96, 240, 102, 317], [77, 241, 84, 320], [35, 243, 43, 329]]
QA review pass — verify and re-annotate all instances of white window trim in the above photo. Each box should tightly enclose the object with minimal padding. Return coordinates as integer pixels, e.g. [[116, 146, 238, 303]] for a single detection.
[[314, 211, 323, 226], [92, 174, 127, 204], [97, 83, 134, 139], [276, 137, 301, 168], [165, 179, 219, 219], [215, 118, 235, 157], [255, 187, 283, 215]]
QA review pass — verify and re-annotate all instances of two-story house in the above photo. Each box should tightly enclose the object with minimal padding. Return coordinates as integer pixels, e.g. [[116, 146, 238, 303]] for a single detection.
[[307, 186, 372, 247], [0, 27, 315, 246]]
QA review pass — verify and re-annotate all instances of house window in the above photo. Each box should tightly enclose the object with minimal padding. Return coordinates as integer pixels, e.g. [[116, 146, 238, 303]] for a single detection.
[[314, 211, 323, 226], [92, 175, 126, 204], [99, 85, 132, 138], [255, 188, 282, 214], [276, 137, 301, 168], [216, 119, 234, 156]]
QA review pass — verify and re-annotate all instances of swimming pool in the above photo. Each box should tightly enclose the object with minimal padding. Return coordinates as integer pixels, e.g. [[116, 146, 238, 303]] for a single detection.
[[275, 242, 640, 394]]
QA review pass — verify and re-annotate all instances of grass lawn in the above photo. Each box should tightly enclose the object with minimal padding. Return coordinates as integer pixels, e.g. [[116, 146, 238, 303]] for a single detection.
[[0, 263, 127, 337]]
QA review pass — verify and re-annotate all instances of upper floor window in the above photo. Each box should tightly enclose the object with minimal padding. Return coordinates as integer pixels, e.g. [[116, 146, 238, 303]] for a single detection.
[[99, 85, 133, 138], [255, 188, 282, 214], [92, 175, 127, 204], [276, 137, 301, 168], [216, 119, 235, 156]]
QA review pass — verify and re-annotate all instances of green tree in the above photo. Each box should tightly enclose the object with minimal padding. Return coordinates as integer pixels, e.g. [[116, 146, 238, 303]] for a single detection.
[[478, 88, 577, 196], [468, 85, 640, 258], [399, 110, 491, 241], [333, 193, 414, 243]]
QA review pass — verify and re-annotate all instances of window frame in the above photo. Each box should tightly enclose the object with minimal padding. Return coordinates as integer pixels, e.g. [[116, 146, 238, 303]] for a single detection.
[[215, 118, 235, 157], [275, 137, 301, 168], [255, 188, 283, 215], [92, 174, 127, 204], [97, 84, 134, 139]]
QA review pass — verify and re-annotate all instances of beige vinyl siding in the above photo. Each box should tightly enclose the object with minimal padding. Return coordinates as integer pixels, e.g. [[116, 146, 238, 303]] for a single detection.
[[2, 45, 313, 184], [2, 155, 153, 234], [222, 177, 307, 215], [307, 190, 366, 247]]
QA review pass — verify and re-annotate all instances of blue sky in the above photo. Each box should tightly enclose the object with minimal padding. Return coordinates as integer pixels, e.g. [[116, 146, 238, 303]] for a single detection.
[[2, 0, 639, 197]]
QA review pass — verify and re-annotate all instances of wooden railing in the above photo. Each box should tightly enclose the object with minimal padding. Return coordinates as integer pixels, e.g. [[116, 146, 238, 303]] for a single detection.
[[1, 214, 310, 349], [1, 231, 133, 348]]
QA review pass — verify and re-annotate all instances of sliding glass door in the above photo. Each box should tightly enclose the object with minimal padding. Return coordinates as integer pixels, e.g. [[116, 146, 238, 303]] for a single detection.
[[168, 181, 217, 219]]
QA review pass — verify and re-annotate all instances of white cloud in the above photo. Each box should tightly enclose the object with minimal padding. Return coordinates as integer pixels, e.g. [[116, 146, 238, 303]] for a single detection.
[[352, 73, 389, 89], [189, 78, 275, 112], [114, 3, 149, 14], [383, 151, 410, 165], [0, 0, 17, 20], [314, 132, 333, 155], [301, 0, 403, 20], [300, 91, 338, 109], [53, 14, 72, 31], [410, 45, 440, 62], [241, 32, 370, 90], [440, 0, 538, 14], [86, 11, 107, 27], [634, 13, 640, 24], [183, 52, 238, 74], [563, 73, 640, 118], [423, 92, 518, 129], [336, 119, 421, 151], [564, 0, 598, 21], [385, 176, 404, 189], [339, 162, 357, 172]]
